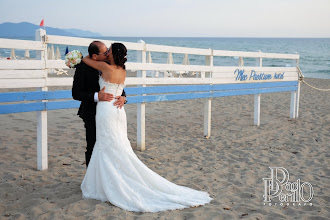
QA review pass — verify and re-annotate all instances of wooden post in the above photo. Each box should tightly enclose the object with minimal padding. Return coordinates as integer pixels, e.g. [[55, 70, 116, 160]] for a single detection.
[[290, 91, 297, 119], [295, 59, 300, 118], [296, 82, 300, 118], [137, 40, 146, 151], [238, 57, 244, 66], [254, 57, 262, 126], [35, 29, 48, 170], [254, 94, 261, 126], [204, 49, 213, 138], [256, 57, 262, 67]]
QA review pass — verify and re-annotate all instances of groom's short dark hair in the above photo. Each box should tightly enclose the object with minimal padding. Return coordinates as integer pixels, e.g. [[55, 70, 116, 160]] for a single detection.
[[88, 41, 102, 57]]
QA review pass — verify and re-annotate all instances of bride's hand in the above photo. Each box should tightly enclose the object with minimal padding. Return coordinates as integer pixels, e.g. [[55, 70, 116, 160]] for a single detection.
[[113, 96, 126, 108], [82, 55, 108, 72]]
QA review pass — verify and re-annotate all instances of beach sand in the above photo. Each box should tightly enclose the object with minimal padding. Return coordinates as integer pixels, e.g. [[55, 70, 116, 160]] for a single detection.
[[0, 78, 329, 219]]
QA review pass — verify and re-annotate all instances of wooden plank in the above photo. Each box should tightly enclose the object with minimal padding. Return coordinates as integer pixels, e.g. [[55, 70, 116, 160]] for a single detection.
[[0, 102, 45, 114], [45, 35, 298, 59], [125, 77, 212, 85], [0, 60, 45, 70], [125, 76, 298, 85], [0, 82, 298, 103], [46, 60, 67, 69], [213, 49, 299, 60], [212, 71, 298, 79], [0, 91, 46, 102], [0, 79, 46, 88], [0, 38, 45, 50], [46, 77, 73, 86], [212, 86, 297, 97], [126, 62, 212, 72], [0, 76, 297, 88], [45, 61, 298, 78], [212, 81, 298, 91], [46, 35, 143, 51], [146, 44, 211, 56], [46, 90, 72, 100], [0, 90, 73, 102], [213, 66, 297, 72], [126, 86, 298, 104], [0, 100, 80, 114], [0, 70, 47, 79], [0, 85, 298, 113], [130, 64, 298, 75], [47, 100, 80, 110], [125, 85, 211, 95]]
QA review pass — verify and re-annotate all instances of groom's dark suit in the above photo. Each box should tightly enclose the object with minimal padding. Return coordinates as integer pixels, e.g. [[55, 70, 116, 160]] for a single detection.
[[72, 61, 126, 167]]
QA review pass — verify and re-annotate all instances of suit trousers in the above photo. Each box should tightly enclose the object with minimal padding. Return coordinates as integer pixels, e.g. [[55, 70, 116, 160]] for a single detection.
[[83, 117, 96, 168]]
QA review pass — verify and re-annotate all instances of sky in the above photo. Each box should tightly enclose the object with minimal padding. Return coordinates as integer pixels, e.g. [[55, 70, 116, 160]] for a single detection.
[[0, 0, 329, 38]]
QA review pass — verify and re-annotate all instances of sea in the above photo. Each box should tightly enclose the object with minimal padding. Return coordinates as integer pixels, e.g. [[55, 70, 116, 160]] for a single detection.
[[1, 36, 329, 79]]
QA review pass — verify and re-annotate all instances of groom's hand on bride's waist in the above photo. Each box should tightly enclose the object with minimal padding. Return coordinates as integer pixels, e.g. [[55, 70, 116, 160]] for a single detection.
[[98, 86, 114, 102]]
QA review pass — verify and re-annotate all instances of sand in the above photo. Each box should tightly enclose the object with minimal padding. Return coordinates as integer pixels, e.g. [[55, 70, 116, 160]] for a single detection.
[[0, 78, 329, 220]]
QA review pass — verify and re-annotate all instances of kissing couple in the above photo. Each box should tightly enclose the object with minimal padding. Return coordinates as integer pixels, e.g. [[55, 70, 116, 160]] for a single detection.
[[72, 41, 212, 212]]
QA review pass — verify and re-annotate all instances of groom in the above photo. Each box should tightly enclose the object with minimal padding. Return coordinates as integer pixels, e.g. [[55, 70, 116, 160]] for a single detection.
[[72, 41, 127, 167]]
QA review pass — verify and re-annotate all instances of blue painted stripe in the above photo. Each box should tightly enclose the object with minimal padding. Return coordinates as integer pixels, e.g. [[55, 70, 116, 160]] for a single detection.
[[212, 86, 297, 97], [0, 100, 81, 114], [125, 81, 298, 95], [0, 82, 298, 114], [0, 91, 46, 102], [1, 86, 296, 114], [47, 90, 72, 100], [47, 100, 80, 110], [1, 81, 298, 103], [126, 86, 298, 104], [211, 81, 298, 91], [0, 102, 46, 114], [124, 85, 212, 95], [0, 90, 73, 102]]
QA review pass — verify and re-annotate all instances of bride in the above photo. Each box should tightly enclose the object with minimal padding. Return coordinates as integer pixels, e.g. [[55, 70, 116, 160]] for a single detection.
[[81, 42, 212, 212]]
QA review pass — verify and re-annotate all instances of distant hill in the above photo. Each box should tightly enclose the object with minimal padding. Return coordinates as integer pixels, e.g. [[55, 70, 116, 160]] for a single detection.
[[0, 22, 102, 37]]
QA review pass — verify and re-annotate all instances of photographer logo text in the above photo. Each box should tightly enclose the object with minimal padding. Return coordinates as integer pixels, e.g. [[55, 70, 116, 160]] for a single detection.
[[262, 167, 313, 206]]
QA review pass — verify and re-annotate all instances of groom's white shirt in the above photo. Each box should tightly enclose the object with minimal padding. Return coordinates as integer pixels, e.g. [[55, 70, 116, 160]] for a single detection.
[[94, 93, 99, 102]]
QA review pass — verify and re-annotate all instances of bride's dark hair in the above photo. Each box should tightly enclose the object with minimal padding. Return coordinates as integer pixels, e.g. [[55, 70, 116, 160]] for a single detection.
[[111, 43, 127, 70]]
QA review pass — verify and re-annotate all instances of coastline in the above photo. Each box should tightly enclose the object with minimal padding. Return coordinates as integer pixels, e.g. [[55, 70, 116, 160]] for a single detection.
[[0, 78, 329, 219]]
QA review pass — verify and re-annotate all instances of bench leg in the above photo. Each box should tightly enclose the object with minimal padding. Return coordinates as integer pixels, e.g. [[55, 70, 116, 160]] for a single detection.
[[290, 91, 297, 119], [137, 103, 146, 151], [37, 87, 48, 170], [296, 83, 300, 118], [204, 99, 211, 138], [254, 94, 261, 126]]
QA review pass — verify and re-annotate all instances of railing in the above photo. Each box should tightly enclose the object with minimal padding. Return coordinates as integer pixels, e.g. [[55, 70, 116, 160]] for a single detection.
[[0, 29, 301, 170]]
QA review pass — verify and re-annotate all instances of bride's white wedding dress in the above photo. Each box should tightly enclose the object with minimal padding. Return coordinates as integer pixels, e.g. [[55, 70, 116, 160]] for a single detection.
[[81, 77, 212, 213]]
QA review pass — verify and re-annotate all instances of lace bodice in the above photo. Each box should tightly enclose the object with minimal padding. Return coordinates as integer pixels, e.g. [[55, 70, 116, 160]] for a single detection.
[[99, 76, 125, 97]]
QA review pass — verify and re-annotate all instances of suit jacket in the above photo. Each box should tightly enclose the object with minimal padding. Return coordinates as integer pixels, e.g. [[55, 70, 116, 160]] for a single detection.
[[72, 61, 126, 120]]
